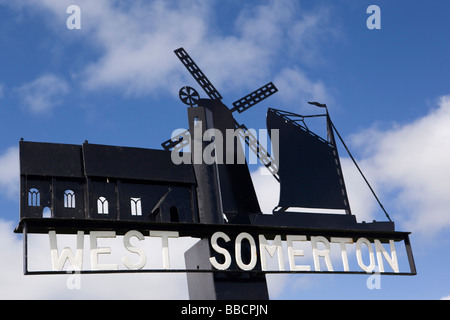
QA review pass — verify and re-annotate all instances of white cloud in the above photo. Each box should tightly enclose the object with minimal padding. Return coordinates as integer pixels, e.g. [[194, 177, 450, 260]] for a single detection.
[[250, 154, 377, 223], [249, 95, 450, 239], [340, 157, 379, 223], [251, 165, 280, 214], [441, 294, 450, 300], [0, 219, 198, 299], [75, 0, 210, 95], [347, 95, 450, 238], [2, 217, 295, 300], [249, 152, 376, 223], [0, 146, 19, 200], [8, 0, 335, 101], [274, 67, 330, 109], [250, 95, 450, 240], [15, 74, 69, 113]]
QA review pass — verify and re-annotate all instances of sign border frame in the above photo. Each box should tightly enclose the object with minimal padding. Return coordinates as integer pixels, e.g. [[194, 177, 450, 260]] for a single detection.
[[18, 218, 417, 276]]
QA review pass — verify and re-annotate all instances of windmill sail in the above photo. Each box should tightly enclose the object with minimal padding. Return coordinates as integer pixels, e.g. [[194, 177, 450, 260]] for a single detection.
[[174, 48, 223, 101], [267, 108, 350, 212], [231, 82, 278, 113]]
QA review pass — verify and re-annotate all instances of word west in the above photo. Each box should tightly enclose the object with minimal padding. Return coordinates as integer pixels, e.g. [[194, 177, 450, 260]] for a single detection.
[[66, 5, 81, 30], [48, 230, 400, 274], [170, 122, 279, 167], [49, 230, 179, 271], [367, 5, 381, 30]]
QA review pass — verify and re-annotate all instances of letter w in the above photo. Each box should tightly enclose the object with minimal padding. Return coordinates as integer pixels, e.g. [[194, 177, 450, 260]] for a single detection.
[[49, 231, 84, 271]]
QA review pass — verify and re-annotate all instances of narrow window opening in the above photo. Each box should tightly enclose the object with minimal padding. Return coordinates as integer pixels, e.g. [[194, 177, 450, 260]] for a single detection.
[[64, 190, 75, 208], [97, 197, 109, 215], [131, 198, 142, 216], [42, 207, 51, 218], [28, 188, 40, 207]]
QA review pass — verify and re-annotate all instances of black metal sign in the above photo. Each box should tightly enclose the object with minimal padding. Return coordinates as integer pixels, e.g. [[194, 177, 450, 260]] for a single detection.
[[18, 218, 415, 276], [15, 48, 415, 299]]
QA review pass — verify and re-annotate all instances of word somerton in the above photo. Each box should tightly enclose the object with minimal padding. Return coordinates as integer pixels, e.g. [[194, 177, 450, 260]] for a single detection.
[[47, 230, 401, 273]]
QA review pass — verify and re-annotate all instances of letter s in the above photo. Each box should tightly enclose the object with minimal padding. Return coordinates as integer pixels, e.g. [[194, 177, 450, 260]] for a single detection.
[[209, 232, 232, 270]]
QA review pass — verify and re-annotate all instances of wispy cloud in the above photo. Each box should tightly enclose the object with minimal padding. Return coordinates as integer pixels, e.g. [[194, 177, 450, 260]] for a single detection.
[[15, 74, 69, 114], [274, 67, 330, 108], [8, 0, 336, 102]]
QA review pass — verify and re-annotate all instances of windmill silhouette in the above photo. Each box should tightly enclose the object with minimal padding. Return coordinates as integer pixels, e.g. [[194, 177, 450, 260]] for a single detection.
[[162, 48, 280, 182], [161, 48, 280, 223]]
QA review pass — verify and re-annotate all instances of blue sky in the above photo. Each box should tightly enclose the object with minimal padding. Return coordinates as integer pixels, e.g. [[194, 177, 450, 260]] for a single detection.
[[0, 0, 450, 299]]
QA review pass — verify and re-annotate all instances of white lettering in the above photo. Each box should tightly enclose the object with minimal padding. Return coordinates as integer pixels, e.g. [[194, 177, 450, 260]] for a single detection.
[[90, 231, 118, 270], [259, 235, 284, 271], [45, 230, 408, 274], [356, 237, 375, 272], [181, 304, 215, 317], [226, 304, 268, 317], [286, 235, 310, 271], [209, 231, 232, 270], [375, 239, 399, 273], [122, 230, 147, 270], [49, 230, 84, 271], [311, 236, 333, 271], [235, 232, 257, 271], [149, 230, 179, 269], [331, 237, 353, 271]]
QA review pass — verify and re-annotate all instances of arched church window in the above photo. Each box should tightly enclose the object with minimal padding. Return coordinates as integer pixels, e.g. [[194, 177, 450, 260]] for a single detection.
[[97, 197, 109, 215], [28, 188, 40, 207], [64, 190, 76, 208], [130, 198, 142, 216]]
